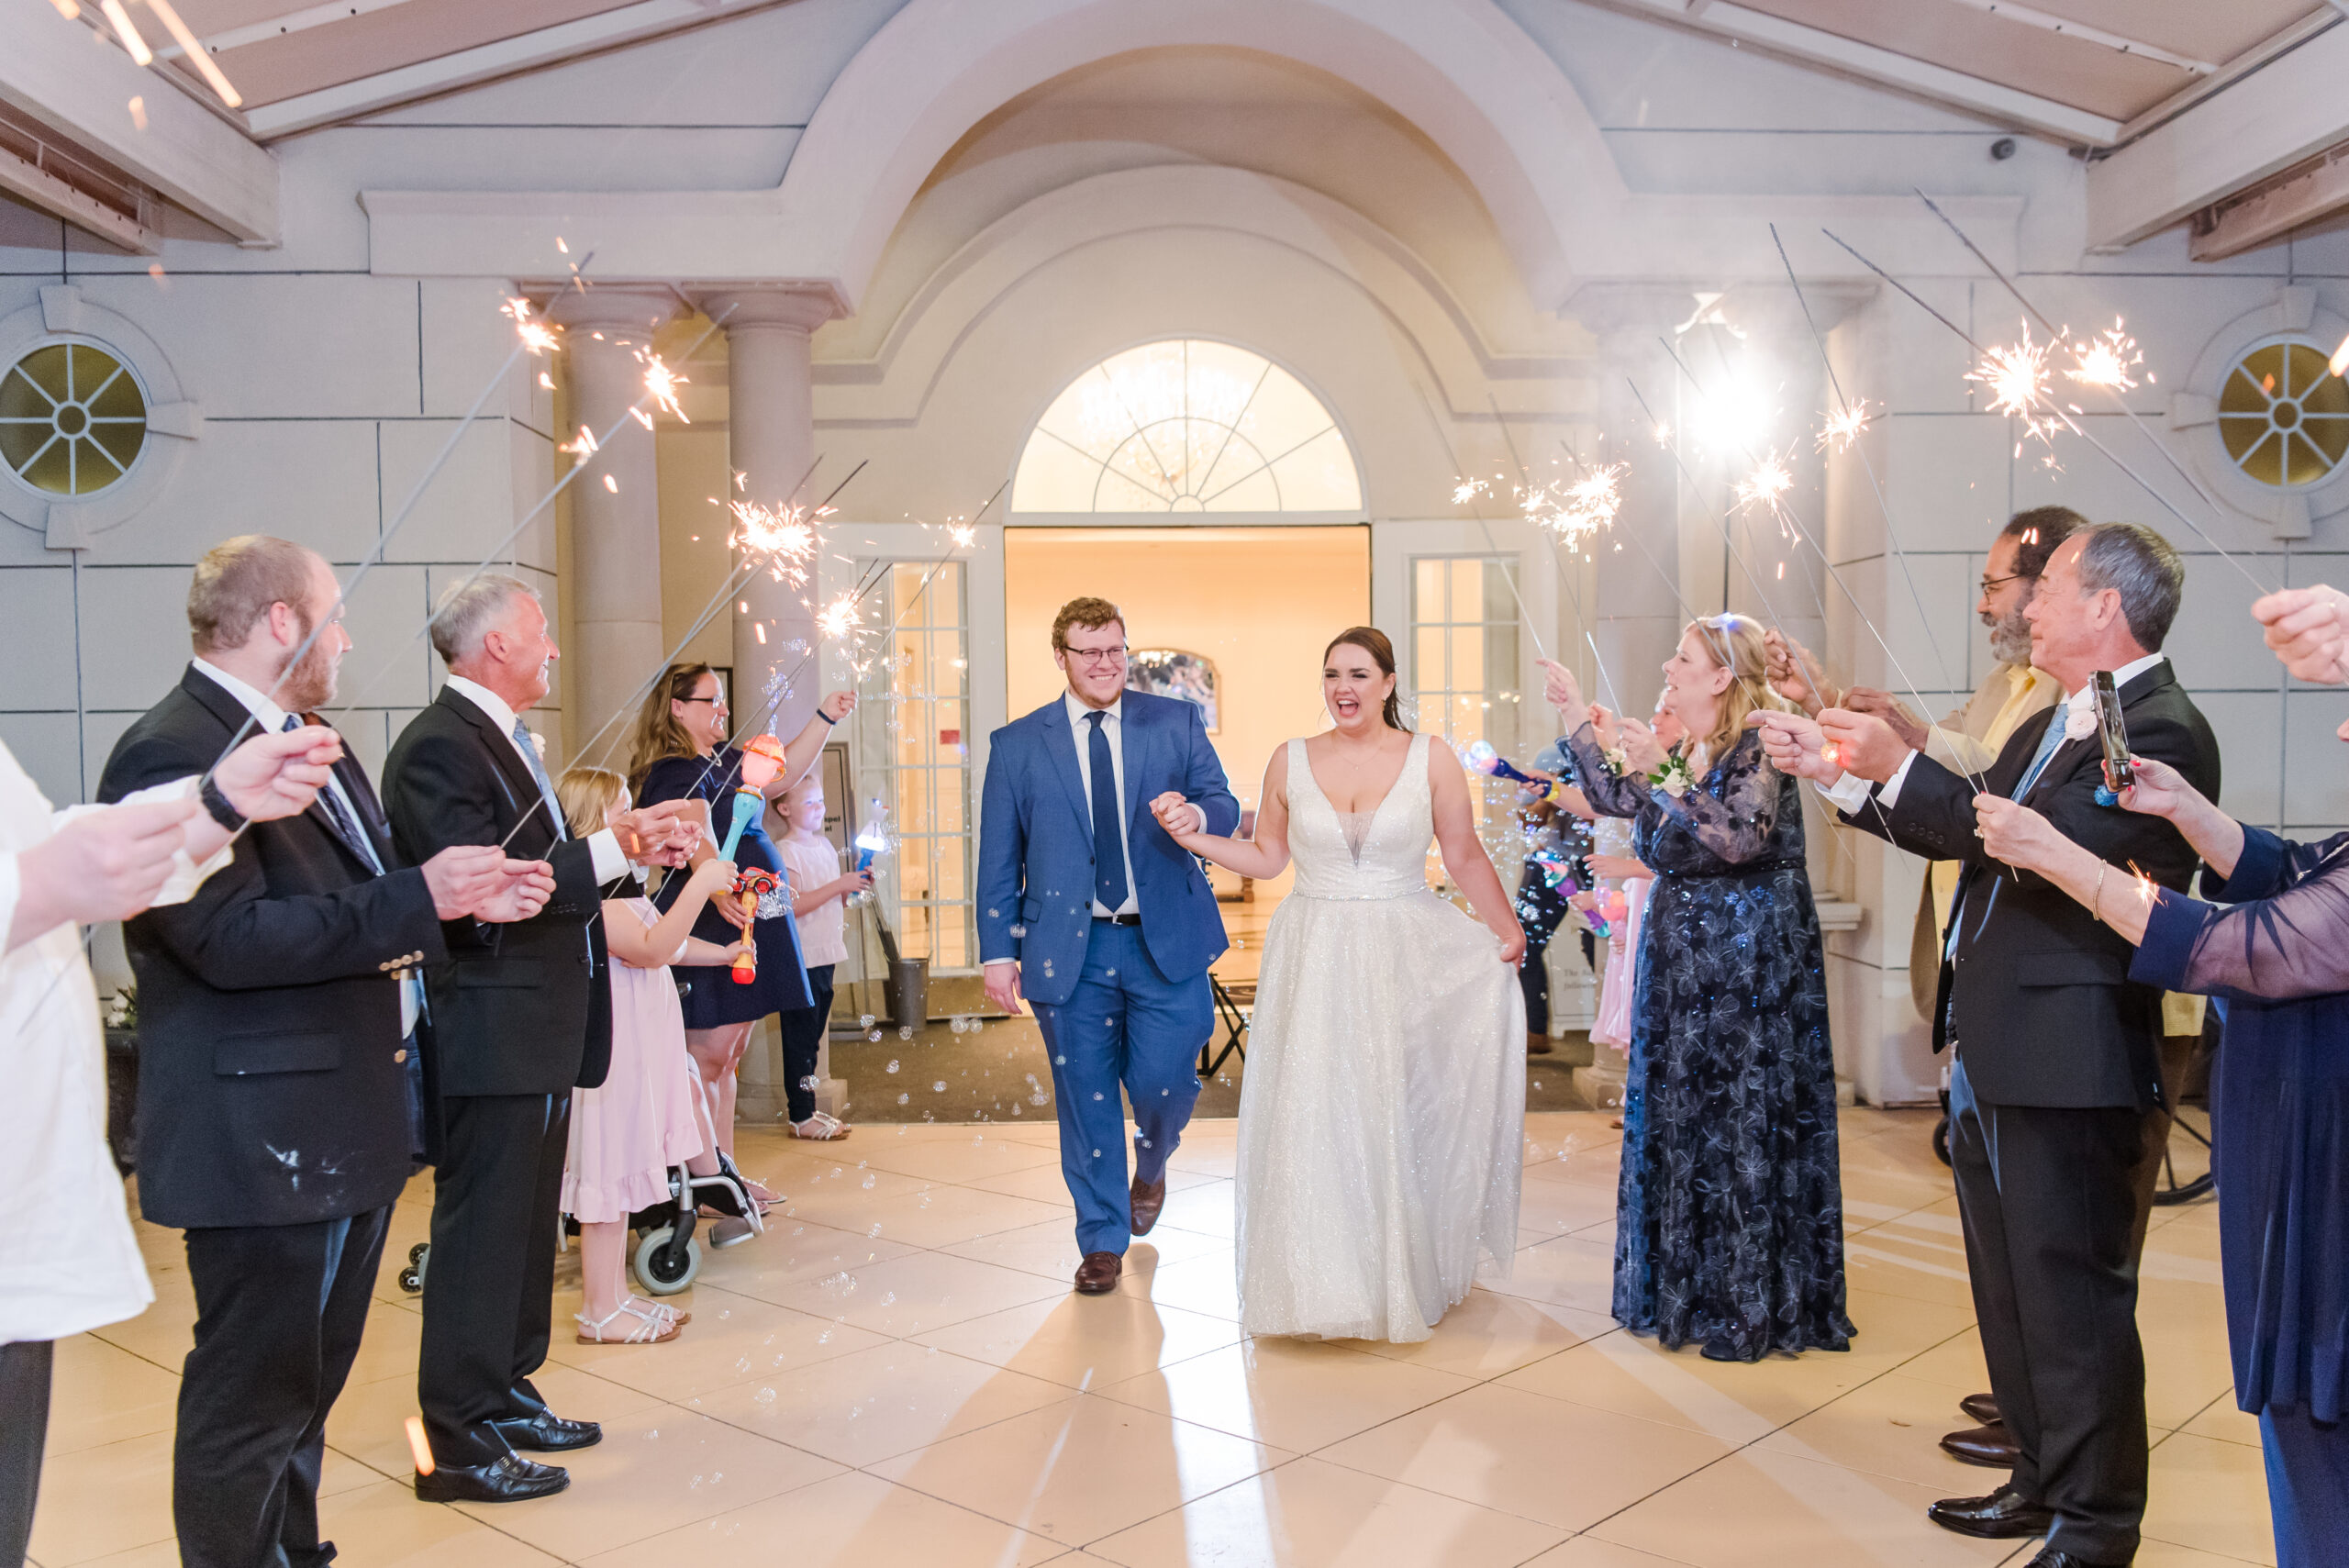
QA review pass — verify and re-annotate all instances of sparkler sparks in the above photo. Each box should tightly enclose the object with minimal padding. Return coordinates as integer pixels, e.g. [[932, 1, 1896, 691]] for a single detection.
[[947, 522, 977, 549], [503, 297, 559, 356], [1452, 478, 1490, 505], [816, 592, 863, 643], [639, 350, 688, 423], [1815, 399, 1876, 454], [2332, 331, 2349, 382], [1968, 321, 2063, 449], [729, 500, 825, 585], [1733, 454, 1794, 516], [2068, 320, 2142, 391]]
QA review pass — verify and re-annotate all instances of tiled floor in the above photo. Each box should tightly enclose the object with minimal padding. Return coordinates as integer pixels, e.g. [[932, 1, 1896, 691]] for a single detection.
[[28, 1108, 2272, 1568]]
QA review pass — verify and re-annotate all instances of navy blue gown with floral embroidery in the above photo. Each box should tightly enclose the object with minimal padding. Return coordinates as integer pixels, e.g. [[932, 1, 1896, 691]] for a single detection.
[[1564, 724, 1851, 1360]]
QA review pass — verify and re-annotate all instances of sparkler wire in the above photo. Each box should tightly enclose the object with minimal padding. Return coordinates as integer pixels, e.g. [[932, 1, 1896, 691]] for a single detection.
[[1486, 395, 1615, 711]]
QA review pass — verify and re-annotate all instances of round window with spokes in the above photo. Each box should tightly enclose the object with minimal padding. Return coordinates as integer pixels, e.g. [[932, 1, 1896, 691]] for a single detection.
[[0, 341, 150, 496], [2218, 336, 2349, 490]]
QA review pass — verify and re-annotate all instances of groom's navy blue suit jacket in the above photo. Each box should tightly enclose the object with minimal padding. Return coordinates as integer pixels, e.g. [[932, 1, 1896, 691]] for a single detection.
[[978, 689, 1239, 1006]]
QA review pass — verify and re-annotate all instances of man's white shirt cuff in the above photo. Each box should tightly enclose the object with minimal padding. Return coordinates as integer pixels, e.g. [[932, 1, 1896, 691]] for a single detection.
[[586, 827, 627, 884], [1813, 750, 1920, 816]]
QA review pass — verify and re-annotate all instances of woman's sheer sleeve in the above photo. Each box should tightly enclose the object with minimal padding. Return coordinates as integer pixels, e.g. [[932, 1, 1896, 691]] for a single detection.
[[1560, 724, 1652, 818], [2134, 850, 2349, 1002], [1653, 737, 1781, 865]]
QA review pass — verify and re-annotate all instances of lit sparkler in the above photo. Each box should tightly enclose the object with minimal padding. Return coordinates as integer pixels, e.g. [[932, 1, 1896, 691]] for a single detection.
[[1967, 321, 2062, 449], [947, 522, 977, 549], [639, 350, 688, 422], [502, 297, 559, 355], [729, 500, 825, 585], [560, 424, 599, 460], [2332, 330, 2349, 381], [1452, 478, 1490, 505], [2068, 320, 2142, 391], [1733, 454, 1794, 516], [1815, 398, 1876, 454], [816, 592, 863, 642]]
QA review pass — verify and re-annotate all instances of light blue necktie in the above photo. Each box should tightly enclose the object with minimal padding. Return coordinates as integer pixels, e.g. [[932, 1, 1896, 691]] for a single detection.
[[2011, 700, 2073, 801], [511, 718, 569, 840]]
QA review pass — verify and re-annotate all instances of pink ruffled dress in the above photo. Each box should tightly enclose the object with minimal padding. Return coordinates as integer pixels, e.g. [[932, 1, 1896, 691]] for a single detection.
[[1590, 877, 1651, 1051], [562, 898, 707, 1224]]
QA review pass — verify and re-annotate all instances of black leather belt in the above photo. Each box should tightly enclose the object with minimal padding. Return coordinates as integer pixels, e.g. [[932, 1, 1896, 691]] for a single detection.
[[1093, 913, 1141, 927]]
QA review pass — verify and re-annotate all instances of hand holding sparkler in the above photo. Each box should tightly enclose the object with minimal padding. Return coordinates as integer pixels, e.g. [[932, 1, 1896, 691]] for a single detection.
[[1761, 629, 1836, 717], [614, 800, 701, 867], [1616, 715, 1668, 777], [1535, 658, 1586, 720], [420, 847, 554, 922], [1749, 709, 1837, 783], [1842, 687, 1929, 753], [1818, 707, 1909, 783], [1970, 795, 2065, 871], [2252, 585, 2349, 689], [211, 725, 347, 824]]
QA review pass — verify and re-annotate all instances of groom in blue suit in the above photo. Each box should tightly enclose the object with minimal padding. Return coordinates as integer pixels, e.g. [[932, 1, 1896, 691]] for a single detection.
[[979, 597, 1240, 1294]]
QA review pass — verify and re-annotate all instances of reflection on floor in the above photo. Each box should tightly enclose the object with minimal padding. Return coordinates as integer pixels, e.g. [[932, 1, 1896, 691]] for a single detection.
[[35, 1109, 2267, 1568]]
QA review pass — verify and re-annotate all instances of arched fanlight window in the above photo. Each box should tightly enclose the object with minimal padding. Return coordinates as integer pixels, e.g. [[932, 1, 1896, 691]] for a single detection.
[[1011, 339, 1361, 514]]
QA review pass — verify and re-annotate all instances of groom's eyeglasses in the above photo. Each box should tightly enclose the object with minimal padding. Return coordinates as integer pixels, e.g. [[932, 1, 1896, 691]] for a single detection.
[[1062, 644, 1128, 670]]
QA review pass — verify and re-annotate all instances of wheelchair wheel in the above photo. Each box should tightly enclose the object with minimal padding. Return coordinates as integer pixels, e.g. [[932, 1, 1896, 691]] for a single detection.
[[1932, 1113, 1951, 1168], [2152, 1016, 2219, 1207], [632, 1225, 701, 1295], [397, 1241, 429, 1295]]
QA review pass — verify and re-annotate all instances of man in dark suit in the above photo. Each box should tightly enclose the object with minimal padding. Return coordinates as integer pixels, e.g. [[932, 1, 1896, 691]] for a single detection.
[[1759, 522, 2219, 1568], [381, 573, 695, 1504], [98, 536, 554, 1568]]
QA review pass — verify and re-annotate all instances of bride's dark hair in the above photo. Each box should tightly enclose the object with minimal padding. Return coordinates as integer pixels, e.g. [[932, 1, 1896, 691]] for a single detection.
[[1323, 628, 1409, 731]]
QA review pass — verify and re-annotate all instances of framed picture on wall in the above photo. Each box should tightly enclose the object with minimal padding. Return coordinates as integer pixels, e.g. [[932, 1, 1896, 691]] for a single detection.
[[1127, 649, 1219, 732]]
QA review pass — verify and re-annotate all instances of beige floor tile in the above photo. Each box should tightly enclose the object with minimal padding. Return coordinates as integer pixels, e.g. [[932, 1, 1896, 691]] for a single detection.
[[804, 1182, 1070, 1250], [1097, 1337, 1475, 1452], [1517, 1179, 1620, 1239], [1842, 1227, 1980, 1313], [2178, 1395, 2264, 1450], [689, 1340, 1077, 1466], [1087, 1454, 1570, 1567], [1150, 1178, 1238, 1240], [85, 1294, 197, 1373], [1519, 1537, 1706, 1567], [961, 1161, 1091, 1204], [763, 1248, 1067, 1336], [340, 1298, 426, 1389], [1520, 1152, 1623, 1192], [1165, 1140, 1240, 1179], [1836, 1170, 1966, 1221], [866, 1393, 1287, 1546], [2139, 1276, 2240, 1432], [44, 1335, 182, 1459], [1895, 1329, 1991, 1396], [853, 1129, 1064, 1184], [912, 1291, 1246, 1389], [28, 1430, 175, 1567], [574, 1467, 1067, 1567], [1122, 1249, 1241, 1321], [50, 1541, 183, 1568], [445, 1405, 843, 1560], [1479, 1235, 1615, 1317], [940, 1216, 1228, 1284], [1500, 1334, 1817, 1445], [1315, 1383, 1731, 1532], [685, 1218, 924, 1305], [317, 1477, 567, 1567], [1756, 1373, 2020, 1490], [1346, 1288, 1614, 1380], [2132, 1540, 2282, 1567], [1584, 1448, 2015, 1568], [2142, 1431, 2277, 1566], [325, 1362, 669, 1481], [545, 1285, 885, 1399]]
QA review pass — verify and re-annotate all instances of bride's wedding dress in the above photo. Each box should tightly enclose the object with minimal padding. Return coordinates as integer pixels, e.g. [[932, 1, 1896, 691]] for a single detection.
[[1235, 732, 1525, 1342]]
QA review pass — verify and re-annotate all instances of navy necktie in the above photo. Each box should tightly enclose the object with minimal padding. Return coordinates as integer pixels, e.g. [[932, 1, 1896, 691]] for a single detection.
[[1085, 710, 1129, 910], [284, 716, 381, 873]]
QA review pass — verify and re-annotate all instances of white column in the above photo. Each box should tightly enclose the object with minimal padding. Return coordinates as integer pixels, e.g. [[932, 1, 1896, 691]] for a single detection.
[[698, 287, 836, 740], [699, 286, 841, 1124], [548, 286, 680, 765]]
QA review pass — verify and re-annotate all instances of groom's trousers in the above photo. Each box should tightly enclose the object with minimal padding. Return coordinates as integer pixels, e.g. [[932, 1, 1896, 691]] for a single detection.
[[1032, 919, 1210, 1255]]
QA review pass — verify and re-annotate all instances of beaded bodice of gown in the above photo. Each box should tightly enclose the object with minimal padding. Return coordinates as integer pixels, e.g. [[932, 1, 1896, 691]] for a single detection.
[[1286, 733, 1432, 899]]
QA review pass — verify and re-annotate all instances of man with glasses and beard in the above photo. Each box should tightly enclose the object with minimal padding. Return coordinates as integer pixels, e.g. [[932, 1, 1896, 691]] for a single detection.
[[98, 536, 555, 1568]]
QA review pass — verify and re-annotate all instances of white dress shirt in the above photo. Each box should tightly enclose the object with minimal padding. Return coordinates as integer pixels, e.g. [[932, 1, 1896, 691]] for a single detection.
[[1816, 653, 2167, 816], [439, 675, 627, 885], [1068, 692, 1141, 918], [0, 744, 235, 1341], [194, 660, 422, 1037]]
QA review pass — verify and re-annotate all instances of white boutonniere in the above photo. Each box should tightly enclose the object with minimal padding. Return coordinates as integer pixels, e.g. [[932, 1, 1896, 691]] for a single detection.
[[1650, 752, 1697, 799], [529, 729, 549, 760], [1602, 744, 1630, 776], [2062, 695, 2098, 744]]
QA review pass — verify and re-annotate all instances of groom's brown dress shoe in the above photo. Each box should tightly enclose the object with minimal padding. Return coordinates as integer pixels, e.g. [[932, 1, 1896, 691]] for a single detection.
[[1074, 1251, 1121, 1294], [1941, 1420, 2020, 1468], [1130, 1175, 1167, 1237], [1960, 1391, 2001, 1425]]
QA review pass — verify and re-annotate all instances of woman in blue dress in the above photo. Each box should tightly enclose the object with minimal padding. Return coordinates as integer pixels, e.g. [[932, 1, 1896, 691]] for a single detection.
[[629, 665, 856, 1191], [1541, 614, 1850, 1362], [1977, 738, 2349, 1567]]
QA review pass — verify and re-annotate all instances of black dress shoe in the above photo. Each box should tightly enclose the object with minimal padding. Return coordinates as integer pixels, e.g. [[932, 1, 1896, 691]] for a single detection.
[[415, 1452, 568, 1504], [1960, 1391, 2001, 1425], [2021, 1551, 2126, 1568], [1926, 1484, 2055, 1540], [1940, 1419, 2021, 1468], [490, 1412, 602, 1452]]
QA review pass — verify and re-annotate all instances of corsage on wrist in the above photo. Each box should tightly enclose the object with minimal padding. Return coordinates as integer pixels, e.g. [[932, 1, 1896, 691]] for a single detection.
[[1649, 753, 1696, 800]]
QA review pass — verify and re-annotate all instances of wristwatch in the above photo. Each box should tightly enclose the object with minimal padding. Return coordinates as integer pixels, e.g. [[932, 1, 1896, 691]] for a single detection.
[[199, 777, 246, 832]]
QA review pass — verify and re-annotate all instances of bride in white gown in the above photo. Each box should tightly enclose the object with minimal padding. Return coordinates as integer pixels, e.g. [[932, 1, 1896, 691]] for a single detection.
[[1151, 628, 1527, 1342]]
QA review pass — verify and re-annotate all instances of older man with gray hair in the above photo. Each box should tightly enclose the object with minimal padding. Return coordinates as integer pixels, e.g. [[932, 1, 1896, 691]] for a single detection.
[[383, 573, 697, 1504]]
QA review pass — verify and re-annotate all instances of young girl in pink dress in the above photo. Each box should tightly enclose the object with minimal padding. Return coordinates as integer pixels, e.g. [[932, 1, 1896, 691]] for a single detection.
[[556, 767, 742, 1346]]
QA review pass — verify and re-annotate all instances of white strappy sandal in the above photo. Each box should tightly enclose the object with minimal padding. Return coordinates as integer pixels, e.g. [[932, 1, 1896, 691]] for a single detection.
[[574, 1301, 682, 1345], [788, 1111, 853, 1140]]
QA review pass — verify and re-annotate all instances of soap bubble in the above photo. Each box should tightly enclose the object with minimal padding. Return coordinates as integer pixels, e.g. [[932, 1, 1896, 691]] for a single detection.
[[932, 1082, 946, 1093], [898, 1026, 913, 1040], [896, 1093, 909, 1105], [1008, 924, 1027, 938], [867, 1029, 882, 1042], [859, 1013, 875, 1029], [886, 1060, 899, 1073]]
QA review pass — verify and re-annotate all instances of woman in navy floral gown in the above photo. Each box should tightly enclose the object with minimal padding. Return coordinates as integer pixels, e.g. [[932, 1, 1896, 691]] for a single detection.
[[1542, 615, 1851, 1362]]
